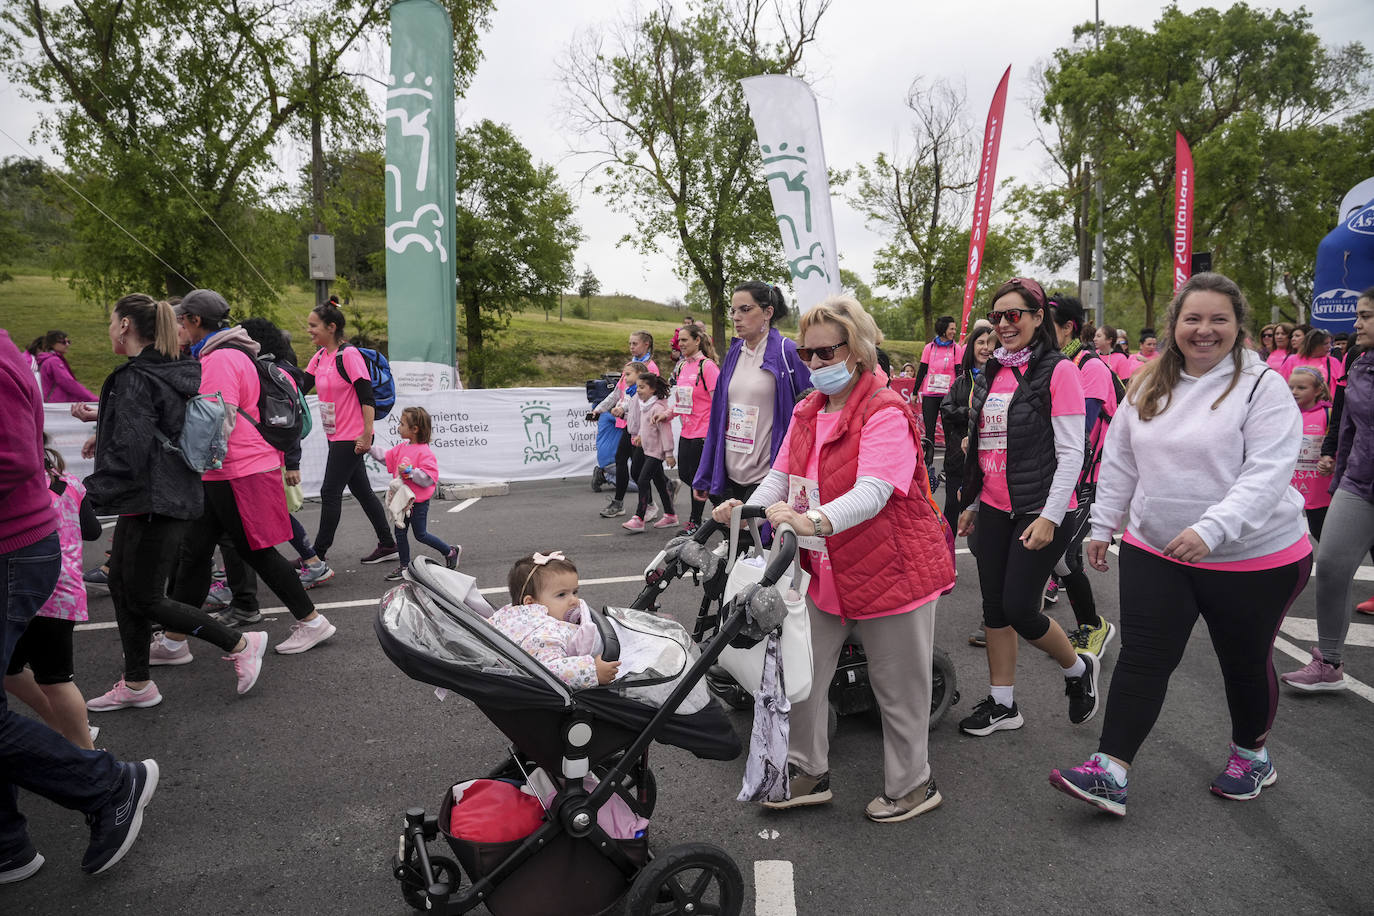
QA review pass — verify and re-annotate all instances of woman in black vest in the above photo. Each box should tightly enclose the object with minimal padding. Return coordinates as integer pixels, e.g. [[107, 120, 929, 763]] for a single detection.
[[955, 278, 1099, 737]]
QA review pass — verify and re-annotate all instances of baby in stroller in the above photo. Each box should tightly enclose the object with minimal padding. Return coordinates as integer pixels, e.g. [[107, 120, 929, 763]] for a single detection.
[[490, 551, 620, 688]]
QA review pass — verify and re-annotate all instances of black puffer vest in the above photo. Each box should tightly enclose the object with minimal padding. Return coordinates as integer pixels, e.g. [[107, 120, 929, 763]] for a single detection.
[[961, 344, 1066, 516]]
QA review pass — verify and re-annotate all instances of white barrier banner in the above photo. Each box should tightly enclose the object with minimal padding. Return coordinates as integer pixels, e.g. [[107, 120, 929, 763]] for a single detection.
[[44, 386, 605, 499]]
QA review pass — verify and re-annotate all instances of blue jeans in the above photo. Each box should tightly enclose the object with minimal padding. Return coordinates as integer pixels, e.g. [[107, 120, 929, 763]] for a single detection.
[[1, 533, 123, 856], [395, 500, 452, 565]]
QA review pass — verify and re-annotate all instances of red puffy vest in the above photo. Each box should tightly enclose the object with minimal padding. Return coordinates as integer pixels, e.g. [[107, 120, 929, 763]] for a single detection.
[[785, 371, 956, 618]]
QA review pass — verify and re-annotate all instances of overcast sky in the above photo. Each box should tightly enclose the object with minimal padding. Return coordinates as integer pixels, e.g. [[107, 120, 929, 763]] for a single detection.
[[1, 0, 1370, 303]]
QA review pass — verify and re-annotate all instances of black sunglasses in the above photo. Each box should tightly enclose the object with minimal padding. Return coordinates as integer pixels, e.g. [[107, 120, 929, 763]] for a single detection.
[[797, 341, 848, 361]]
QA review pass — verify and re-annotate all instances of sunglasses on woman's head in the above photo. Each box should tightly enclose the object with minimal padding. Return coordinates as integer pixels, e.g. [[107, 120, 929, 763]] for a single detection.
[[797, 341, 848, 361], [986, 308, 1036, 326]]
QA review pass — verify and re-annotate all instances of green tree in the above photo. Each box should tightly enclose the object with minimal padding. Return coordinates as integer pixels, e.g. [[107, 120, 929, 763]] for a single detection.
[[0, 0, 493, 311], [850, 77, 978, 339], [577, 265, 601, 303], [561, 0, 830, 345], [455, 120, 581, 388], [1032, 4, 1371, 327]]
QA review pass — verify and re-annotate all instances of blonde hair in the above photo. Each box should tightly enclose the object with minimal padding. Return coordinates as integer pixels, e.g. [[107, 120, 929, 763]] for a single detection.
[[114, 293, 179, 358], [1289, 366, 1331, 404], [797, 295, 884, 373], [1127, 272, 1251, 422]]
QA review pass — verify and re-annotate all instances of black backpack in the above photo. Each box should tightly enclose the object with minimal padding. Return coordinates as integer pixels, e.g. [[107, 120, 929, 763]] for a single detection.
[[1074, 350, 1128, 409], [223, 345, 308, 452]]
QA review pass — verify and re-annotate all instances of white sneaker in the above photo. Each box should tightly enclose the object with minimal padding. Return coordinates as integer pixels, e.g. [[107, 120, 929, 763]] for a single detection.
[[274, 615, 337, 655]]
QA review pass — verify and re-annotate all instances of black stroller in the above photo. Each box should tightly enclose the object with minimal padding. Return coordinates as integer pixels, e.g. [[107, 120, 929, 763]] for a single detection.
[[376, 532, 800, 916], [632, 506, 959, 731]]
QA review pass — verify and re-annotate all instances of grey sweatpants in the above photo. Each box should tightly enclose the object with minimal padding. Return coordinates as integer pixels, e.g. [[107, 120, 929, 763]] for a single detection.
[[789, 597, 936, 800], [1314, 487, 1374, 665]]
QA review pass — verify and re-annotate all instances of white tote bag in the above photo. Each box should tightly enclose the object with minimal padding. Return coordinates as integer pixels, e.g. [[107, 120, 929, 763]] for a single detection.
[[715, 510, 814, 703]]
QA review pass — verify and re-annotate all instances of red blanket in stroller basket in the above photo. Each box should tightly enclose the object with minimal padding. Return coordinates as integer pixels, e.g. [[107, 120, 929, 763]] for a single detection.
[[450, 779, 545, 843]]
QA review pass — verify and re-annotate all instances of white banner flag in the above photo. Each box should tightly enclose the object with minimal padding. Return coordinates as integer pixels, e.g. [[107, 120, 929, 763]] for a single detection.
[[44, 387, 639, 499], [740, 75, 842, 314]]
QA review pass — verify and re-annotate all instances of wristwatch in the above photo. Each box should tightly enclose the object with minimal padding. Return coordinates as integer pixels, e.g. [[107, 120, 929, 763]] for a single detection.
[[804, 509, 826, 537]]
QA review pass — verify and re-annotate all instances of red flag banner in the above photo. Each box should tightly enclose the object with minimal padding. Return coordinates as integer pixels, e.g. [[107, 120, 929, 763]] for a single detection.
[[960, 65, 1012, 338], [1173, 131, 1194, 294]]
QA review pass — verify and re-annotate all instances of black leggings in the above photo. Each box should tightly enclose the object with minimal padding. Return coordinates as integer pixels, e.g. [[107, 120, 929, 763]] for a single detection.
[[920, 395, 944, 463], [314, 440, 395, 559], [1098, 544, 1312, 764], [171, 481, 315, 622], [676, 437, 707, 525], [635, 456, 675, 519], [613, 429, 646, 503], [973, 503, 1071, 640], [1057, 504, 1098, 628], [109, 514, 240, 683], [942, 472, 962, 536]]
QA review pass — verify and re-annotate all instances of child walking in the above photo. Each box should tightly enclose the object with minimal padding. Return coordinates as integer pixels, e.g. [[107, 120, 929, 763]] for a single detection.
[[490, 551, 619, 688], [381, 407, 459, 581], [1289, 367, 1335, 539], [4, 441, 99, 748], [623, 372, 677, 533]]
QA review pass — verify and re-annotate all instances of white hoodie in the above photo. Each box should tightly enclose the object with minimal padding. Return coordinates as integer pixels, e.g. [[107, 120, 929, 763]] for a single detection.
[[1090, 349, 1306, 563]]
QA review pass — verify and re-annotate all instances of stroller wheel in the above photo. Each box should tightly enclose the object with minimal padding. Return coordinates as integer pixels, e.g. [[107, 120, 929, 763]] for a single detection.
[[625, 843, 743, 916], [930, 646, 959, 727], [401, 853, 460, 912]]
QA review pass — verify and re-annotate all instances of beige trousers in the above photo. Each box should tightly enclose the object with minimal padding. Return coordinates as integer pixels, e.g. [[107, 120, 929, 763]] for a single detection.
[[789, 596, 936, 799]]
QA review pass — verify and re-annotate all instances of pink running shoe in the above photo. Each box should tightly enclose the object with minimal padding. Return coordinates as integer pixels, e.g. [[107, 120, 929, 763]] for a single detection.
[[225, 631, 267, 695], [148, 634, 193, 666], [1279, 646, 1345, 692], [274, 615, 337, 655], [86, 679, 163, 713], [622, 516, 646, 533], [653, 513, 679, 529]]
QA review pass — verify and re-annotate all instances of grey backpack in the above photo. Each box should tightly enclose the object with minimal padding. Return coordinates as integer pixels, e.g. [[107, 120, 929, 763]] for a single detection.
[[153, 390, 235, 474]]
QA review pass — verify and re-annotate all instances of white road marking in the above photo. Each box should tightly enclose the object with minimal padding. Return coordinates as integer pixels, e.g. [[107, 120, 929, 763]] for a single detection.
[[754, 860, 797, 916], [1281, 617, 1374, 648], [1274, 636, 1374, 704], [446, 497, 481, 514], [73, 574, 650, 632]]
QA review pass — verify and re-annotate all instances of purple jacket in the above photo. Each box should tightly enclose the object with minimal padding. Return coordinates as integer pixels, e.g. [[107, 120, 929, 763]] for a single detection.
[[1333, 350, 1374, 502], [37, 351, 98, 402], [0, 330, 60, 553], [694, 327, 811, 494]]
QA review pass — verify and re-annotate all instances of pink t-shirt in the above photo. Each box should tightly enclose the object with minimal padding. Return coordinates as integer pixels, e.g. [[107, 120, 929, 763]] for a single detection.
[[672, 356, 718, 439], [200, 346, 280, 481], [39, 473, 88, 623], [1117, 351, 1156, 380], [1105, 351, 1130, 379], [977, 359, 1084, 513], [1122, 530, 1311, 572], [307, 345, 371, 442], [1078, 354, 1118, 484], [1281, 354, 1344, 390], [773, 407, 941, 616], [1290, 404, 1332, 511], [386, 441, 440, 502], [1266, 349, 1290, 372], [918, 341, 964, 398]]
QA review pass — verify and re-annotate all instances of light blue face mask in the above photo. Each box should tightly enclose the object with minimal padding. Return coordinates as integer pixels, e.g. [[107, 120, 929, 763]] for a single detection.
[[810, 360, 854, 395]]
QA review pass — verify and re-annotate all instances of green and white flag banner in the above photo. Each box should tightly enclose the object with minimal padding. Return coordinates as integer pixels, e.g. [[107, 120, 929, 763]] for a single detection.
[[386, 0, 460, 392], [740, 75, 842, 314]]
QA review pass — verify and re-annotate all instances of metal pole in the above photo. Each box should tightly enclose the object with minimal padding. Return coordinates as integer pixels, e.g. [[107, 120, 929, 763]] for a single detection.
[[1092, 0, 1106, 329], [310, 37, 330, 309]]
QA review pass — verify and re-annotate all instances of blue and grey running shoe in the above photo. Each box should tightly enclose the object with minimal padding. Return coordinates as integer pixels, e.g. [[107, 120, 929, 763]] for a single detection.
[[1049, 753, 1127, 816], [1210, 745, 1276, 800]]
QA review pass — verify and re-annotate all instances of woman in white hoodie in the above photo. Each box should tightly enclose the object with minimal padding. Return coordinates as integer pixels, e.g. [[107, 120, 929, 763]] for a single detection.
[[1049, 273, 1312, 816]]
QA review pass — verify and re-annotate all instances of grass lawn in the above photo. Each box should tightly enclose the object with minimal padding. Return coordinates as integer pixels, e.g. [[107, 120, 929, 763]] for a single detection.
[[0, 270, 922, 390]]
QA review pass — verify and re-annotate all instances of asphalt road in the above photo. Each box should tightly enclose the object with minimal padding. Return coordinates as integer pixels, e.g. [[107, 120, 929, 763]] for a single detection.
[[4, 477, 1372, 915]]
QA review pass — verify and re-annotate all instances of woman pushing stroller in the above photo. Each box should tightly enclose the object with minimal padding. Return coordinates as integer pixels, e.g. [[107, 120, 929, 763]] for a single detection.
[[712, 295, 955, 823]]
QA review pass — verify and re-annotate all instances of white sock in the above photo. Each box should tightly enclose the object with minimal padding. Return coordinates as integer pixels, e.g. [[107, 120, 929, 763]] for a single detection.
[[1091, 753, 1128, 784], [161, 633, 185, 647], [1236, 744, 1269, 763], [1064, 656, 1087, 679], [990, 685, 1014, 708], [303, 615, 327, 629]]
